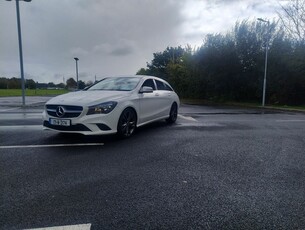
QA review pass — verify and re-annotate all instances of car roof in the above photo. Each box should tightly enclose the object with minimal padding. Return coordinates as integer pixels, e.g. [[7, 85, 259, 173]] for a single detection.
[[102, 75, 165, 81], [97, 75, 174, 90]]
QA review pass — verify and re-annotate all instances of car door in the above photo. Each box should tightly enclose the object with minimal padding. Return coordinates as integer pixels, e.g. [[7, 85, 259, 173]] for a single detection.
[[138, 78, 161, 124], [154, 79, 173, 117]]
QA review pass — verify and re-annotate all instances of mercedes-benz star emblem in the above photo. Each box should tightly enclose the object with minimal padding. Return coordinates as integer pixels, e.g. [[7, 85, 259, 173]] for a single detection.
[[56, 106, 65, 117]]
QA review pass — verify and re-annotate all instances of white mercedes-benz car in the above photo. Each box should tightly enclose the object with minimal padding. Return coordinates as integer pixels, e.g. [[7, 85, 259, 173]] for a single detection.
[[42, 75, 180, 137]]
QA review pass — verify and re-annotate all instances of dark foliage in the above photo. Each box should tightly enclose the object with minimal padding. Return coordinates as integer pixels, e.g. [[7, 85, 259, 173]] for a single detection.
[[137, 20, 305, 106]]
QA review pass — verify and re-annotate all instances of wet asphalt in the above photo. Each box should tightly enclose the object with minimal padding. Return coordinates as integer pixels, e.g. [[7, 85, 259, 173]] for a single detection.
[[0, 97, 305, 229]]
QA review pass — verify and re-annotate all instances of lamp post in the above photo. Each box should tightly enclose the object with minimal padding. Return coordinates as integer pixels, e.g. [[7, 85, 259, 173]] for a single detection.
[[257, 18, 270, 107], [6, 0, 32, 106], [74, 57, 79, 90]]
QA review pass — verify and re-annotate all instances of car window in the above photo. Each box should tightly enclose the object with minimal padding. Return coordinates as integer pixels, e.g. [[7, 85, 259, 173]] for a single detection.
[[88, 77, 140, 91], [142, 79, 156, 90], [155, 80, 173, 91]]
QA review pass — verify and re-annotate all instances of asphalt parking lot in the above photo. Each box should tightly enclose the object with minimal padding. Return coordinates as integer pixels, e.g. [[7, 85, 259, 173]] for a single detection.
[[1, 97, 305, 229]]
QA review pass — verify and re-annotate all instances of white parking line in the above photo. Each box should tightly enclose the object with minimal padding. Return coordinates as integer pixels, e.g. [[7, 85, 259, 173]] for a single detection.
[[0, 143, 104, 149], [0, 125, 42, 130], [25, 223, 91, 230], [0, 107, 21, 112], [276, 120, 305, 122], [178, 114, 198, 122]]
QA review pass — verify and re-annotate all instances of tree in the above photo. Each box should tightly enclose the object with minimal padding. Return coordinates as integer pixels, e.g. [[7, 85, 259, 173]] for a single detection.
[[167, 46, 201, 98], [136, 19, 305, 106], [8, 78, 21, 89], [0, 78, 8, 89], [47, 82, 56, 88], [78, 80, 86, 89], [136, 68, 150, 75], [146, 46, 185, 80], [26, 79, 36, 89], [277, 0, 305, 41], [56, 83, 65, 89], [66, 78, 77, 89]]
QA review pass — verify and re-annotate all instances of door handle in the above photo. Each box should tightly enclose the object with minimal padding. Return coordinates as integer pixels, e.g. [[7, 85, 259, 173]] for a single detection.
[[155, 93, 160, 96]]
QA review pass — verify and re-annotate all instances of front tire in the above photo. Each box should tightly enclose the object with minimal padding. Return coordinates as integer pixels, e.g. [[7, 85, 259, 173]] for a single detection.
[[117, 108, 137, 138], [166, 103, 178, 124]]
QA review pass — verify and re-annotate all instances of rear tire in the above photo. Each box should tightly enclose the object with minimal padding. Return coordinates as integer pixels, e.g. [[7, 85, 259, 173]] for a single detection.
[[117, 108, 137, 138], [166, 103, 178, 124]]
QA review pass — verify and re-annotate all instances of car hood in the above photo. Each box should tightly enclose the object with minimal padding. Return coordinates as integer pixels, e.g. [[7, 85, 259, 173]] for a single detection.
[[46, 90, 132, 106]]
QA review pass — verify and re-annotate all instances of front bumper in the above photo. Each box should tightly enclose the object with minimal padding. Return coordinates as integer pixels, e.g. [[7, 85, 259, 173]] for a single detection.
[[42, 109, 120, 135]]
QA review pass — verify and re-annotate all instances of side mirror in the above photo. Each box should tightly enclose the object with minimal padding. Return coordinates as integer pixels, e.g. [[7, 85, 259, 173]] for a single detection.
[[139, 86, 153, 94]]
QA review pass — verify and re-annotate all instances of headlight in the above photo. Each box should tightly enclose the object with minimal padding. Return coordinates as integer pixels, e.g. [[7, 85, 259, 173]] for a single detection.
[[87, 101, 117, 115]]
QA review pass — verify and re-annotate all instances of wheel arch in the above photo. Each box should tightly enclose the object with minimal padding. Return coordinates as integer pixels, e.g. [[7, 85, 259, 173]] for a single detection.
[[166, 101, 178, 124], [117, 106, 138, 127], [170, 101, 178, 112]]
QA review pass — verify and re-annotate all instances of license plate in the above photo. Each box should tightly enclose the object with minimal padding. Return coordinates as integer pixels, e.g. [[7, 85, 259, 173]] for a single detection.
[[49, 118, 71, 126]]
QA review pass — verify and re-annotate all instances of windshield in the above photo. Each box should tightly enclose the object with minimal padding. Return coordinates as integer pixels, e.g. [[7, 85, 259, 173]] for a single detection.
[[87, 77, 141, 91]]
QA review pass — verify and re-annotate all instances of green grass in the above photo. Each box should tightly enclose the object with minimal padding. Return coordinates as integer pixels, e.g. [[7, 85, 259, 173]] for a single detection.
[[0, 89, 69, 97], [181, 98, 305, 112]]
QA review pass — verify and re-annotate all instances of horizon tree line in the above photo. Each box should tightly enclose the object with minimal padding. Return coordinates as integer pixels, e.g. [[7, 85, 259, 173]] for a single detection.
[[137, 1, 305, 106]]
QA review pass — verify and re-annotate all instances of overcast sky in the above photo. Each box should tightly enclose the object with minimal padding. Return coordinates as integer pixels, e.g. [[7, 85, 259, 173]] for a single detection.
[[0, 0, 282, 84]]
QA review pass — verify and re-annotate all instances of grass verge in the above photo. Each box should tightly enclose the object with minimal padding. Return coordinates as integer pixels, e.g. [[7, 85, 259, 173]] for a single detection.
[[181, 99, 305, 112], [0, 89, 69, 97]]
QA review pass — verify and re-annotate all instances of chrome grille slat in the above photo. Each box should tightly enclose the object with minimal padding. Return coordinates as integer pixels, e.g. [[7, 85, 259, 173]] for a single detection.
[[46, 104, 83, 118]]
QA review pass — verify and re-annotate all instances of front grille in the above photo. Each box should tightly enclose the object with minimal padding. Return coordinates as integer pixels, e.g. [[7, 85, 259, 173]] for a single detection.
[[43, 121, 91, 132], [46, 104, 83, 118]]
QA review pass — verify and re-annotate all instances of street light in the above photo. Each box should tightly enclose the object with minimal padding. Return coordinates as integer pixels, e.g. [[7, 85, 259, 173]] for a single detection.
[[257, 18, 270, 107], [6, 0, 32, 106], [74, 57, 79, 90]]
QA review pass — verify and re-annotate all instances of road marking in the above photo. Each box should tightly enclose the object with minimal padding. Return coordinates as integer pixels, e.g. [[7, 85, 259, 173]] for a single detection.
[[0, 143, 104, 149], [25, 223, 91, 230], [276, 120, 305, 122], [0, 113, 43, 120], [0, 107, 20, 112], [0, 125, 42, 130], [178, 114, 197, 122], [177, 122, 224, 127]]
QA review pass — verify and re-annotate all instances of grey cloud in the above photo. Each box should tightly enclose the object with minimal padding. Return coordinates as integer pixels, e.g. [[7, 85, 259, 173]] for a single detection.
[[109, 46, 134, 56], [0, 0, 185, 83], [93, 39, 136, 56], [0, 0, 279, 84]]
